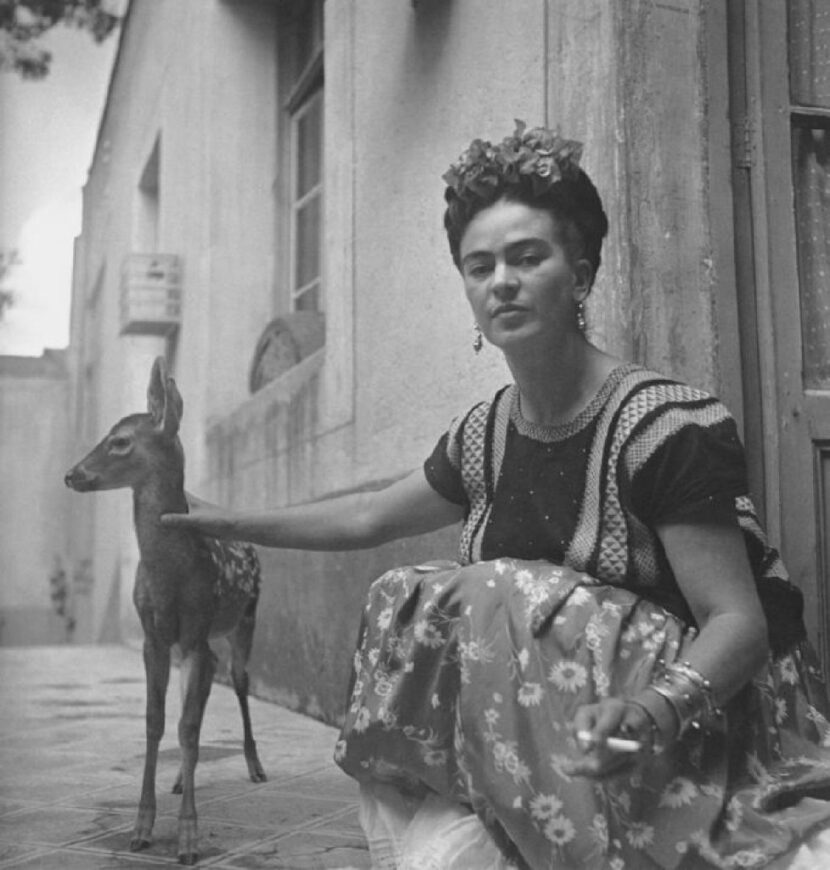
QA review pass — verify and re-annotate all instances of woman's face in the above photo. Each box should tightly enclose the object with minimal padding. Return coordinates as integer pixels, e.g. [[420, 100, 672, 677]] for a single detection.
[[458, 198, 590, 354]]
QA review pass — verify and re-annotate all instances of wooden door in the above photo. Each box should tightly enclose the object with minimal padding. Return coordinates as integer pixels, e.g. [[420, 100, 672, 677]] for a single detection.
[[736, 1, 830, 676]]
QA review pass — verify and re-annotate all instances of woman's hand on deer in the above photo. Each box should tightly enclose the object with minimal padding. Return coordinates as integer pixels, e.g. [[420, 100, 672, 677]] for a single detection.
[[162, 502, 235, 538]]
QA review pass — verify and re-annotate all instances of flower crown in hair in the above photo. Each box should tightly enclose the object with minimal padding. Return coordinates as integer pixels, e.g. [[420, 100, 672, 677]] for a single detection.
[[442, 120, 584, 201]]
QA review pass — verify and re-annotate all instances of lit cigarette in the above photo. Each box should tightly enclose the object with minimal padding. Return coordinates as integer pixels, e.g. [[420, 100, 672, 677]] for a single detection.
[[576, 731, 642, 753]]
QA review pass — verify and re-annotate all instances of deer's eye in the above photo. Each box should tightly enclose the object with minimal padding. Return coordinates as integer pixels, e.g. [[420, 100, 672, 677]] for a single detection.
[[108, 436, 132, 453]]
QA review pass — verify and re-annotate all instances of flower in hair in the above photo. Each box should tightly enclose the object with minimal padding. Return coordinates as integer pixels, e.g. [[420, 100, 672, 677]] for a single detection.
[[442, 120, 584, 201]]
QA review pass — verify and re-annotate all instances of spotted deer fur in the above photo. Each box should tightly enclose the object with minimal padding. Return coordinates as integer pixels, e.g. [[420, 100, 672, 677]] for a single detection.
[[65, 356, 265, 865]]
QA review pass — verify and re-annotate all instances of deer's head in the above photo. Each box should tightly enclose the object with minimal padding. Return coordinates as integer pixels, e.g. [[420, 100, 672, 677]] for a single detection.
[[65, 357, 185, 493]]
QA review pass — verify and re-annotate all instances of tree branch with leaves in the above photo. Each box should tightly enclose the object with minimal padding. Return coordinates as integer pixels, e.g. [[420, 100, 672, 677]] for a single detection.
[[0, 0, 121, 79]]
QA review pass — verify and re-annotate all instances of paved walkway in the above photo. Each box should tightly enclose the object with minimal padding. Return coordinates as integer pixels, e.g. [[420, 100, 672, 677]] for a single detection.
[[0, 645, 370, 869]]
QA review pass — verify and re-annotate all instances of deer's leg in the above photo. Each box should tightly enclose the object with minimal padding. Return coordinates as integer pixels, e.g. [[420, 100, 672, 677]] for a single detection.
[[229, 599, 266, 783], [131, 637, 170, 853], [175, 643, 216, 866]]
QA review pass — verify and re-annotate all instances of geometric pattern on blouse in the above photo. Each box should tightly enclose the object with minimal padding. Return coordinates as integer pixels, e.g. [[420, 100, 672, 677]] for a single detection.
[[565, 368, 671, 575], [565, 373, 727, 582], [457, 387, 512, 564], [735, 494, 790, 583], [455, 400, 491, 564], [452, 367, 794, 600]]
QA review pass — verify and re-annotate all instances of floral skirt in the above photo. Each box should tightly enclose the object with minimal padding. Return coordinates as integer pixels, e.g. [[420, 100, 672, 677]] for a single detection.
[[334, 559, 830, 870]]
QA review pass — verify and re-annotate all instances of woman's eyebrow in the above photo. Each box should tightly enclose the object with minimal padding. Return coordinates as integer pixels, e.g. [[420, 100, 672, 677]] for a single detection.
[[460, 251, 493, 267], [505, 237, 552, 252]]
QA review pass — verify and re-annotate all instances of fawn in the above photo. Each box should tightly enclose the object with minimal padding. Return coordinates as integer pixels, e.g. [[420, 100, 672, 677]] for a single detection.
[[65, 356, 266, 865]]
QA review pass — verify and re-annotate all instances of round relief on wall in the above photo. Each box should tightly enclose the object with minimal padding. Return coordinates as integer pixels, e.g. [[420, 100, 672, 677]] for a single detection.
[[248, 311, 325, 393]]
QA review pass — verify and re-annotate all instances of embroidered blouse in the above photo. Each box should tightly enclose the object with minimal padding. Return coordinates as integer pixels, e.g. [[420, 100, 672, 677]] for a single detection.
[[423, 364, 804, 654]]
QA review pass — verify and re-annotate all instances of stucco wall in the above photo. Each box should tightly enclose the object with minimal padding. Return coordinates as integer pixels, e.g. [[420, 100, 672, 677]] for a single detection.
[[0, 353, 72, 644], [545, 0, 729, 397]]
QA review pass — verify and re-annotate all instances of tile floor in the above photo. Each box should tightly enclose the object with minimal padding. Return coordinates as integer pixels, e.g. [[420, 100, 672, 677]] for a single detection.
[[0, 645, 370, 869]]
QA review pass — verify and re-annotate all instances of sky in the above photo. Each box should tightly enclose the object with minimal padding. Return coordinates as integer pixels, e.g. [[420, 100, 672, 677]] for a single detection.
[[0, 22, 118, 357]]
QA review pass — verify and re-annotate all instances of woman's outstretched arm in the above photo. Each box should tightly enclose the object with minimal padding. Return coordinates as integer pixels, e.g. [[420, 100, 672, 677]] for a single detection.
[[164, 468, 465, 551]]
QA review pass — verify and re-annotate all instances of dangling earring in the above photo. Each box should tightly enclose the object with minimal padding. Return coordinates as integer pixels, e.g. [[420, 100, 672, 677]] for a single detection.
[[576, 300, 587, 333], [473, 323, 483, 354]]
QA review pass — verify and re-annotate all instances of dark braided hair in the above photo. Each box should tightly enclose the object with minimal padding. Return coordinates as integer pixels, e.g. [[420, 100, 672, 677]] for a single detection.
[[440, 122, 608, 278]]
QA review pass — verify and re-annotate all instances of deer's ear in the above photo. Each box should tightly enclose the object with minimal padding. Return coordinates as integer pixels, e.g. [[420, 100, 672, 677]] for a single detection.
[[147, 357, 167, 425], [163, 376, 184, 437]]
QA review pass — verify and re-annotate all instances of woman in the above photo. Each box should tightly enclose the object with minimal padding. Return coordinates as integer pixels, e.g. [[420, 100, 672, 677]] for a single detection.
[[164, 122, 830, 869]]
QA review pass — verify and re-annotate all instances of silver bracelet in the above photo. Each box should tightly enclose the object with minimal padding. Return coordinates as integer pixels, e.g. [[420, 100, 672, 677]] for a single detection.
[[648, 660, 721, 736]]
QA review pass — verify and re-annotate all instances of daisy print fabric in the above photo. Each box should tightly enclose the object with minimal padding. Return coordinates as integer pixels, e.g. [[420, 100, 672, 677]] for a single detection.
[[336, 559, 830, 869]]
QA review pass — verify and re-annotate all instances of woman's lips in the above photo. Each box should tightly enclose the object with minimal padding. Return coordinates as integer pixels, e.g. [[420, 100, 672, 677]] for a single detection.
[[492, 304, 528, 317]]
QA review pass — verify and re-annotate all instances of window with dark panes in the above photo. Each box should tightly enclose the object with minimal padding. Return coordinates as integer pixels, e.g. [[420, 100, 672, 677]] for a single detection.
[[789, 0, 830, 387], [281, 0, 324, 312]]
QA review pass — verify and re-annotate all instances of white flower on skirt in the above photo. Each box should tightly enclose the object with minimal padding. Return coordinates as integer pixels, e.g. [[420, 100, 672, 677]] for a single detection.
[[493, 740, 531, 784], [625, 821, 655, 848], [774, 697, 788, 726], [514, 569, 535, 587], [518, 682, 544, 707], [548, 660, 588, 692], [728, 849, 769, 867], [352, 707, 371, 733], [807, 704, 829, 728], [589, 814, 609, 849], [460, 639, 493, 663], [659, 777, 698, 809], [778, 655, 799, 685], [422, 748, 448, 767], [544, 814, 576, 846], [568, 586, 593, 607], [529, 793, 563, 820], [549, 753, 575, 782], [700, 782, 725, 801], [376, 607, 393, 631], [374, 674, 395, 698], [414, 620, 444, 649], [725, 795, 744, 833], [746, 751, 772, 786]]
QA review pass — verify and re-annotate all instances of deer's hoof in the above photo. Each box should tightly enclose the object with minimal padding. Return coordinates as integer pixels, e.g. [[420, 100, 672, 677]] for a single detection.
[[249, 767, 267, 784], [130, 837, 151, 852], [178, 851, 199, 865], [172, 781, 183, 795]]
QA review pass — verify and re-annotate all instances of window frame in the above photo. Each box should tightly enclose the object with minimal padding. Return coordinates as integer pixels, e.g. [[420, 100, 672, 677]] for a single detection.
[[288, 85, 323, 311], [276, 0, 325, 314]]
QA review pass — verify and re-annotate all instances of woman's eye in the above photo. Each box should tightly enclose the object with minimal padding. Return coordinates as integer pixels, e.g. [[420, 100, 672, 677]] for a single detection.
[[466, 264, 491, 279]]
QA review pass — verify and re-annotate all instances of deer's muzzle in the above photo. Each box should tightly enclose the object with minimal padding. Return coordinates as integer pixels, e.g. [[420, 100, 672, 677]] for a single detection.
[[64, 466, 99, 492]]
